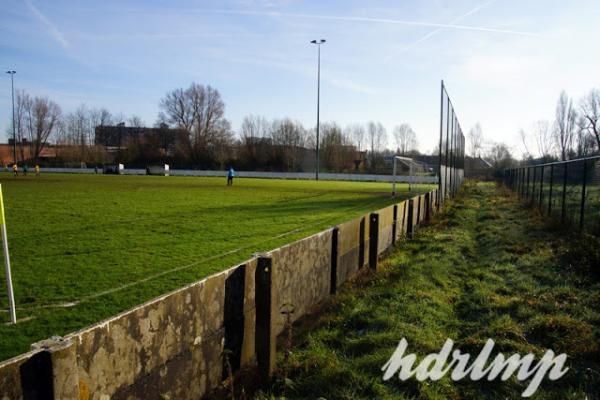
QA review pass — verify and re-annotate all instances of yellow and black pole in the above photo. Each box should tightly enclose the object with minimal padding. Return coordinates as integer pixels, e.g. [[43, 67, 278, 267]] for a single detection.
[[0, 184, 16, 324]]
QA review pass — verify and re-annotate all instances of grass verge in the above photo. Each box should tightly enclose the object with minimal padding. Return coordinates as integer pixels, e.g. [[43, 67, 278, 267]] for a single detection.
[[251, 181, 600, 399]]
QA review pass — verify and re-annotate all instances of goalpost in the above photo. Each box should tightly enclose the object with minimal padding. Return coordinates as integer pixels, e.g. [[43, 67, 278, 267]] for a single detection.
[[391, 155, 418, 197]]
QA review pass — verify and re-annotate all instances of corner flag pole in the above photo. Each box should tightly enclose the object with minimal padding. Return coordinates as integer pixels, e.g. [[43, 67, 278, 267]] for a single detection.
[[0, 184, 16, 324]]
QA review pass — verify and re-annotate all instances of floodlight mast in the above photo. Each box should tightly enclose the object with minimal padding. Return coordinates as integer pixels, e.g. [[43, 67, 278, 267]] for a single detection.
[[311, 39, 325, 180], [392, 155, 415, 197]]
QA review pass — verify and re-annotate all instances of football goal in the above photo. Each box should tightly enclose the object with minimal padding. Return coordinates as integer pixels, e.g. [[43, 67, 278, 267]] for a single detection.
[[391, 155, 427, 197]]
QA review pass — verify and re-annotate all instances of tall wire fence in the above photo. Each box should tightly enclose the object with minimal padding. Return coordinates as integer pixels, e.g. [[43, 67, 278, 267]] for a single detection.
[[438, 81, 466, 201], [503, 156, 600, 234]]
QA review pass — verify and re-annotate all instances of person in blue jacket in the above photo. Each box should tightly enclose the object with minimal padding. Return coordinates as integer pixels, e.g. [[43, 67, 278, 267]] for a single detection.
[[227, 166, 235, 186]]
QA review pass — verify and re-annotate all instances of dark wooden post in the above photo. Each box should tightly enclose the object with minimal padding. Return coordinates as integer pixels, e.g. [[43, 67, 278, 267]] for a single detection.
[[330, 227, 339, 295], [255, 256, 275, 379], [407, 199, 415, 239], [358, 217, 365, 268], [392, 205, 398, 245], [223, 264, 246, 378], [368, 213, 379, 270]]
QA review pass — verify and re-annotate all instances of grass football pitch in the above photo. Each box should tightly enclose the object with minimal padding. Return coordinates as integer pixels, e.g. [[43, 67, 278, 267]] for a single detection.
[[0, 173, 427, 361]]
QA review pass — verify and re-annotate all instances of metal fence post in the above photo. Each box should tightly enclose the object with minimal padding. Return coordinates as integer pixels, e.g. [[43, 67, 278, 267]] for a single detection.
[[532, 166, 537, 203], [525, 168, 531, 199], [580, 160, 588, 230], [520, 168, 523, 196], [561, 162, 568, 221], [548, 164, 554, 215], [539, 166, 544, 209]]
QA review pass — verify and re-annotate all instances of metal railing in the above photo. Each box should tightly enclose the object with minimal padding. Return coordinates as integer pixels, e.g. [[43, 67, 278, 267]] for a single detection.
[[503, 156, 600, 234]]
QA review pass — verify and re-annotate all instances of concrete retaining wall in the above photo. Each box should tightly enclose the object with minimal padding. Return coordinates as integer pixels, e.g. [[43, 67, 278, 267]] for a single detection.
[[268, 230, 332, 335], [0, 188, 442, 400]]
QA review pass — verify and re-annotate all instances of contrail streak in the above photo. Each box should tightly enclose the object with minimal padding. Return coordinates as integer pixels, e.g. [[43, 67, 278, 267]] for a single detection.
[[23, 0, 69, 48], [386, 0, 500, 61], [202, 9, 539, 37]]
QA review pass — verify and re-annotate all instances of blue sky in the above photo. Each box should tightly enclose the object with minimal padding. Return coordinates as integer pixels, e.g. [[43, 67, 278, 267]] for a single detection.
[[1, 0, 599, 155]]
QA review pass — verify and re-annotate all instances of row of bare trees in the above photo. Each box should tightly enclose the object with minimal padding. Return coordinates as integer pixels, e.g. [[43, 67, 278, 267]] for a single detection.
[[6, 89, 147, 166], [156, 83, 421, 171], [520, 89, 600, 162], [6, 82, 424, 171]]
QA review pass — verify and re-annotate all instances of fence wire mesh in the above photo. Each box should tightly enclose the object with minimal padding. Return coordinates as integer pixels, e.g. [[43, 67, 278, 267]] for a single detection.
[[438, 81, 465, 202], [504, 156, 600, 234]]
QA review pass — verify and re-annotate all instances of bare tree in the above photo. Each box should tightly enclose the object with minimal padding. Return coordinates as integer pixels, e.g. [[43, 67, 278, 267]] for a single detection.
[[467, 123, 484, 158], [375, 122, 387, 152], [13, 90, 31, 162], [487, 142, 515, 171], [580, 88, 600, 151], [127, 115, 145, 128], [65, 105, 90, 160], [29, 96, 61, 162], [159, 83, 232, 166], [554, 91, 577, 161], [239, 115, 270, 168], [367, 121, 387, 153], [159, 87, 195, 132], [271, 118, 306, 171], [320, 122, 353, 171], [347, 124, 365, 152], [532, 120, 553, 159], [393, 123, 417, 155], [519, 129, 532, 159], [575, 115, 595, 157], [12, 91, 61, 162]]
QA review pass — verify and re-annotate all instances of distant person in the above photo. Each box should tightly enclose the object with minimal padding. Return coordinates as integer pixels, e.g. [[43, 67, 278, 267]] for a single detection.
[[94, 166, 99, 174], [12, 164, 18, 177], [35, 164, 40, 176], [3, 164, 8, 173], [227, 167, 235, 186], [23, 164, 28, 176]]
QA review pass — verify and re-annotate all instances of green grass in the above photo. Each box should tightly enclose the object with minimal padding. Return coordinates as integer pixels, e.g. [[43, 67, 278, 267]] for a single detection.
[[251, 182, 600, 399], [0, 173, 427, 362]]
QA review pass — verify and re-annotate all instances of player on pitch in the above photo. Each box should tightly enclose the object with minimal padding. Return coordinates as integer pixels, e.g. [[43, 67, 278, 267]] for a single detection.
[[227, 166, 235, 186]]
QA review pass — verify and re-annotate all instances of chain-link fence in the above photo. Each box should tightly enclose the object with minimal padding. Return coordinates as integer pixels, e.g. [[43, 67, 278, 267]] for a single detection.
[[438, 81, 466, 202], [503, 156, 600, 234]]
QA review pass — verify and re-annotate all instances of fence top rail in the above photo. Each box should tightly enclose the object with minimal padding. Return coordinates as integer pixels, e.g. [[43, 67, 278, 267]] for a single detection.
[[505, 155, 600, 172]]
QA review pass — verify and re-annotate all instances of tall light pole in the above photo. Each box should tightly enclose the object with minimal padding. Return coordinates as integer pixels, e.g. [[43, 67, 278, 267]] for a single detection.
[[5, 71, 16, 166], [311, 39, 325, 181]]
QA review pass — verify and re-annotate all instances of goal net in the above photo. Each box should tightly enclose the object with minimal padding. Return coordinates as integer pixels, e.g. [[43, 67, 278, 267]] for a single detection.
[[391, 156, 428, 197]]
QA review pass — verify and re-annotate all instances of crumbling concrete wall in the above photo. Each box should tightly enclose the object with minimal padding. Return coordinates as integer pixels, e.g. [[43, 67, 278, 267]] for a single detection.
[[335, 216, 363, 287], [376, 205, 395, 255], [0, 350, 41, 399], [70, 269, 227, 400], [396, 200, 408, 239], [268, 229, 332, 335]]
